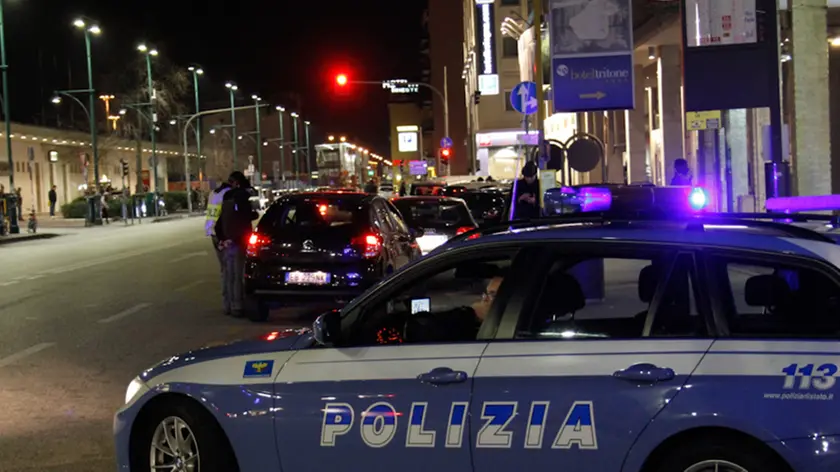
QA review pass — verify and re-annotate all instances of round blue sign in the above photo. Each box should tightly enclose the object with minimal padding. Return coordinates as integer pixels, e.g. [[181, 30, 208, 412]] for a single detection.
[[440, 136, 453, 149]]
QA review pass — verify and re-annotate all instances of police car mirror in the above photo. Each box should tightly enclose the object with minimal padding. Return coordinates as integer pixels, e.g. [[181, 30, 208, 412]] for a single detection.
[[312, 310, 342, 346], [409, 227, 424, 238]]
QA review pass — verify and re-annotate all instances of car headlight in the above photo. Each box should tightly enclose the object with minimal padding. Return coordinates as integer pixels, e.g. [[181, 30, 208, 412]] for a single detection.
[[125, 377, 149, 405]]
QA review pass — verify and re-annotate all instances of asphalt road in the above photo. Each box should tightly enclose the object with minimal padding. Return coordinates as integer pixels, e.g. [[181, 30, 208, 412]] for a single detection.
[[0, 218, 310, 472]]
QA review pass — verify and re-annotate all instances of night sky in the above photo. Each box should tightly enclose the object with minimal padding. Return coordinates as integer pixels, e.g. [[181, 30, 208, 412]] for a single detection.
[[6, 0, 428, 156]]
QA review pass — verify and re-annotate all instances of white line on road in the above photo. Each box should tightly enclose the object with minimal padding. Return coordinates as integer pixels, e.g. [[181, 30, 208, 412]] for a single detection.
[[0, 342, 55, 368], [98, 303, 152, 324], [170, 251, 209, 263], [0, 281, 18, 286], [174, 280, 205, 292]]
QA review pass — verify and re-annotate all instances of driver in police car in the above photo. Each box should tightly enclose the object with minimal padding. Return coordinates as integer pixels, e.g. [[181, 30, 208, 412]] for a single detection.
[[472, 276, 504, 322]]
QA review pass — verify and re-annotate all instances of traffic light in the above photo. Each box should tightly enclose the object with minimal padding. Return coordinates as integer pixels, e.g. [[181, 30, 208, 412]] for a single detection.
[[336, 74, 348, 87], [440, 148, 451, 164], [121, 159, 129, 177], [474, 91, 482, 105]]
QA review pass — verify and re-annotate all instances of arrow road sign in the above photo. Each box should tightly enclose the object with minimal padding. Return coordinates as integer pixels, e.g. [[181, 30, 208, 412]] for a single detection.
[[511, 81, 538, 115], [440, 136, 453, 149]]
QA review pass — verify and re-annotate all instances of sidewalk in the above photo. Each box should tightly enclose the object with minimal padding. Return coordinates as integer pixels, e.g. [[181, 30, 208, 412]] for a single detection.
[[0, 232, 61, 246], [33, 211, 204, 228]]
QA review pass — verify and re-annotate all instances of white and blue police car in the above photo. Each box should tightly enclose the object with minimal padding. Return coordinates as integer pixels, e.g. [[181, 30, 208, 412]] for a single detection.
[[116, 191, 840, 472]]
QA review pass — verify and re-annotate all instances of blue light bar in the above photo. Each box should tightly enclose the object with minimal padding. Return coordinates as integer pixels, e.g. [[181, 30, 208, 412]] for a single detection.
[[766, 195, 840, 213]]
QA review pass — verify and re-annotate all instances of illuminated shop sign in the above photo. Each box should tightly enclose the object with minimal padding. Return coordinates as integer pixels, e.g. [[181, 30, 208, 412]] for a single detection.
[[476, 1, 497, 76]]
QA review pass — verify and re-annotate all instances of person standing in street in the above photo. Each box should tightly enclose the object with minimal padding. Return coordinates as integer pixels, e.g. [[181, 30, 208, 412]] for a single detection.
[[48, 186, 57, 218], [205, 179, 231, 314], [670, 158, 693, 186], [215, 171, 258, 317], [512, 161, 541, 220]]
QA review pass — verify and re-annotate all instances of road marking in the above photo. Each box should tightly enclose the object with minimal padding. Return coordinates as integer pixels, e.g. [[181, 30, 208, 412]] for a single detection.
[[0, 281, 18, 286], [0, 343, 55, 368], [98, 303, 152, 324], [175, 280, 205, 292], [170, 251, 209, 263]]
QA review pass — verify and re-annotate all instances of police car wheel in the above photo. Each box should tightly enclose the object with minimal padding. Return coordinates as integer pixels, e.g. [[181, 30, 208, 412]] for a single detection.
[[133, 398, 238, 472], [651, 436, 788, 472]]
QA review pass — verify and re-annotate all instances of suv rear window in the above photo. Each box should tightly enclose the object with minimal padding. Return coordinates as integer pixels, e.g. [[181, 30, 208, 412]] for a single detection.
[[393, 199, 472, 228], [262, 199, 365, 229]]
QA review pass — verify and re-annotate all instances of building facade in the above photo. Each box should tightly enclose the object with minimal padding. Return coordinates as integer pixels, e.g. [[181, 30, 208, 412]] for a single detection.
[[0, 122, 192, 213]]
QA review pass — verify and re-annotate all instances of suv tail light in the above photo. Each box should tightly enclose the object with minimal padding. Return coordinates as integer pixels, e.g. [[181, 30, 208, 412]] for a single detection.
[[246, 232, 271, 257], [352, 233, 382, 258]]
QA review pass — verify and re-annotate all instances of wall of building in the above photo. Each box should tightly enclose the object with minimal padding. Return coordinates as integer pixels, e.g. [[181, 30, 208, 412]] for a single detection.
[[388, 102, 426, 165], [0, 122, 188, 213]]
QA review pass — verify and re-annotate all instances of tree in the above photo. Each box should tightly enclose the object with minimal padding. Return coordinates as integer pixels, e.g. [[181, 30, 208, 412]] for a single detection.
[[98, 55, 192, 192]]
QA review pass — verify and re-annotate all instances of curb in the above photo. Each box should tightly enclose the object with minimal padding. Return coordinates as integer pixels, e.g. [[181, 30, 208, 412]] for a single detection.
[[151, 213, 204, 223], [0, 233, 61, 246]]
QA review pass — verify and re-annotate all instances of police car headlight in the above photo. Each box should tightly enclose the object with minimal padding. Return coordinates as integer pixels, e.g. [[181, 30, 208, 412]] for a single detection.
[[125, 377, 149, 405]]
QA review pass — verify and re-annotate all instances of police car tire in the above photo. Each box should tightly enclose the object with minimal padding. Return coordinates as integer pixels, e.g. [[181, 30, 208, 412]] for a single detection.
[[133, 397, 239, 472], [651, 435, 788, 472]]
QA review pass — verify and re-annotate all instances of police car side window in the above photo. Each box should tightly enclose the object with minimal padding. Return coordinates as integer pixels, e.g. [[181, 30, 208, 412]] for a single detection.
[[711, 257, 840, 337], [518, 255, 702, 339], [348, 256, 512, 346]]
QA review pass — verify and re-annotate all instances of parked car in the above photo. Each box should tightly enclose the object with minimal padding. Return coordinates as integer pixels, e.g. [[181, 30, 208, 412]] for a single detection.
[[243, 191, 421, 321], [392, 196, 478, 254]]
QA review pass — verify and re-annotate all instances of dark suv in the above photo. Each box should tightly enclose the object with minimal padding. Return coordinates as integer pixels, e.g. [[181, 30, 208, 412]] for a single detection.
[[243, 191, 421, 321]]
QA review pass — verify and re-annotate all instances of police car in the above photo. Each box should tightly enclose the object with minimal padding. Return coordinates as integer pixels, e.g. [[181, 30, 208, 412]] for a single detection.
[[116, 189, 840, 472]]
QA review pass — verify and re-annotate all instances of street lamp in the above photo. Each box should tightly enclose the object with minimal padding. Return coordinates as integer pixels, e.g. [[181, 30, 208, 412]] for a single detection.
[[276, 105, 286, 181], [188, 65, 204, 181], [340, 136, 347, 143], [251, 94, 263, 184], [290, 112, 300, 182], [225, 82, 238, 168], [0, 2, 16, 232], [74, 18, 102, 192], [304, 121, 312, 185], [138, 43, 159, 201]]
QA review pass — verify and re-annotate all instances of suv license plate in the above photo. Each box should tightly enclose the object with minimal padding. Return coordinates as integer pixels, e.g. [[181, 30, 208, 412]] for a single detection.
[[286, 271, 331, 285]]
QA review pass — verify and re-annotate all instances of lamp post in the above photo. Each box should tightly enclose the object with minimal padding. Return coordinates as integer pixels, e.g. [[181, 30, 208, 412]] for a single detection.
[[0, 2, 16, 232], [291, 112, 299, 183], [137, 44, 159, 198], [225, 82, 238, 169], [251, 94, 263, 185], [188, 66, 203, 182], [304, 121, 312, 185], [276, 106, 285, 181], [73, 19, 101, 191]]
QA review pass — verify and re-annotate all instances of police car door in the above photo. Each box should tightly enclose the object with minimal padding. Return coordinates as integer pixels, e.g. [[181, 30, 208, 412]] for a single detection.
[[273, 246, 524, 472], [471, 244, 712, 472]]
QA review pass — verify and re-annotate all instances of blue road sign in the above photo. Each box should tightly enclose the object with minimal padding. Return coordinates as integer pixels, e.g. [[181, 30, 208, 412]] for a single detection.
[[510, 81, 538, 115], [440, 136, 453, 149], [551, 55, 635, 112]]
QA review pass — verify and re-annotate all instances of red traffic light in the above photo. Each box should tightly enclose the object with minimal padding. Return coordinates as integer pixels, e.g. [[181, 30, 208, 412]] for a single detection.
[[441, 148, 451, 157], [336, 74, 348, 86]]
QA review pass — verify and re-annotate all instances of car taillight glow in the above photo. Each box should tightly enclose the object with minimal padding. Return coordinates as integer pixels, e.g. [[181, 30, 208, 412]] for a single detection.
[[319, 204, 328, 216], [352, 233, 382, 258], [456, 226, 475, 235], [246, 232, 271, 257]]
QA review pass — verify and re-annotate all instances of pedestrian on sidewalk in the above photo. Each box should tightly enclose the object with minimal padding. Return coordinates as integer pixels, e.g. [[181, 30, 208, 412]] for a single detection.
[[206, 179, 231, 314], [48, 186, 57, 218], [215, 171, 258, 317], [670, 158, 693, 186], [101, 192, 110, 224], [15, 187, 22, 221]]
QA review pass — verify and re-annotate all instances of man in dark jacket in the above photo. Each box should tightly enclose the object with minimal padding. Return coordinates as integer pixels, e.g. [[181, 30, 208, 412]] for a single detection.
[[512, 161, 541, 220], [48, 186, 57, 218], [214, 171, 258, 317]]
